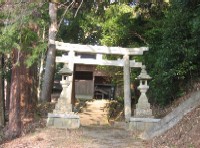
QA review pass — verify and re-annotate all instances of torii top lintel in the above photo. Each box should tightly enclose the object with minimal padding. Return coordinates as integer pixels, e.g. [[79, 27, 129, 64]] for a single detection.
[[55, 41, 148, 55]]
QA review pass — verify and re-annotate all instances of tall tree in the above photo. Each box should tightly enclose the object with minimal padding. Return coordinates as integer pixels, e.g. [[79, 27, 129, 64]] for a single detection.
[[0, 2, 47, 137], [5, 56, 11, 111], [40, 2, 57, 102], [7, 49, 22, 138], [18, 51, 38, 118]]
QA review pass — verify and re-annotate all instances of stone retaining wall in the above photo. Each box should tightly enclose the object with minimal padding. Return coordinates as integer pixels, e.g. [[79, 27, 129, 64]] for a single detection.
[[142, 90, 200, 140]]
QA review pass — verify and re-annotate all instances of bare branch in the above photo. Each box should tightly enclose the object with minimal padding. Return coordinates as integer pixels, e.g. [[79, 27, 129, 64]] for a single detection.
[[57, 1, 74, 30], [74, 0, 83, 18], [58, 1, 71, 9], [131, 31, 149, 45]]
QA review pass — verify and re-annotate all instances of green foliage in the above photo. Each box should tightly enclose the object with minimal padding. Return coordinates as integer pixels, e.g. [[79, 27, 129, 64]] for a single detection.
[[58, 1, 200, 106], [25, 42, 47, 67], [58, 3, 102, 45], [0, 24, 19, 52], [144, 1, 200, 105], [101, 4, 133, 46], [0, 3, 48, 67], [58, 3, 148, 47], [101, 4, 148, 47], [58, 3, 150, 99]]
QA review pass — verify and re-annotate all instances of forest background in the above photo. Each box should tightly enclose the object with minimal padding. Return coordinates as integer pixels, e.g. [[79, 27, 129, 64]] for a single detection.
[[0, 0, 200, 139]]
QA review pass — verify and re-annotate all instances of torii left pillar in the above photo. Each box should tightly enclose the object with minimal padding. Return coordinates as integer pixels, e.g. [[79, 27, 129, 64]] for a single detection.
[[67, 50, 75, 105], [123, 54, 131, 121]]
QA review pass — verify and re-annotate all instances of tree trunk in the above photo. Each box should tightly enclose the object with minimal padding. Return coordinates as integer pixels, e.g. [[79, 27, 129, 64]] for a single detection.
[[7, 49, 38, 138], [40, 3, 57, 102], [7, 49, 22, 138], [0, 55, 5, 127], [6, 74, 11, 111], [38, 53, 44, 101], [38, 27, 46, 101], [27, 64, 38, 116], [4, 55, 11, 112], [19, 51, 37, 118]]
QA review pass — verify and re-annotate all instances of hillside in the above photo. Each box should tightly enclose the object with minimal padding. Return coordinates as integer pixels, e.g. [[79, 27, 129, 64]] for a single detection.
[[150, 103, 200, 147]]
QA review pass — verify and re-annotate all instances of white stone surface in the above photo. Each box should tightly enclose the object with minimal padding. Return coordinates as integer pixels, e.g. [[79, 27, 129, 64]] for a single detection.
[[135, 65, 152, 118], [56, 56, 142, 68], [55, 41, 148, 55], [48, 113, 80, 119], [130, 118, 160, 122], [123, 54, 131, 121], [128, 118, 160, 132], [47, 114, 80, 129]]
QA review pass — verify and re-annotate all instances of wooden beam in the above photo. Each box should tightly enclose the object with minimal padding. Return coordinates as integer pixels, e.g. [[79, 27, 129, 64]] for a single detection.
[[55, 41, 148, 55], [56, 56, 142, 68]]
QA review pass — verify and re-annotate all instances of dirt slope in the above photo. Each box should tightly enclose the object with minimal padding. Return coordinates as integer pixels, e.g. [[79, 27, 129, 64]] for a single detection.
[[149, 104, 200, 148]]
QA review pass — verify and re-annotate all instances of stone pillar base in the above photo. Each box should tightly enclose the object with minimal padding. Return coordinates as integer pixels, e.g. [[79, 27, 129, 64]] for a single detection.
[[47, 113, 80, 129], [135, 108, 153, 118], [128, 117, 160, 133]]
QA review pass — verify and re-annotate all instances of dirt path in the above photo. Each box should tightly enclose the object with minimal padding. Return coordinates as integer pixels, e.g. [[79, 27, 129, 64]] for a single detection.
[[80, 126, 149, 148], [1, 100, 150, 148], [79, 100, 109, 126], [1, 126, 149, 148]]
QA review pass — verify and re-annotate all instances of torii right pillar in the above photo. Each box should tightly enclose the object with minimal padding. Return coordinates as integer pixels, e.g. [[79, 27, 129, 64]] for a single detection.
[[123, 54, 131, 121]]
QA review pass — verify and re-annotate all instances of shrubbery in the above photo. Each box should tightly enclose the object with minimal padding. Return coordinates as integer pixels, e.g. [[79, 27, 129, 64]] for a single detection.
[[145, 0, 200, 105]]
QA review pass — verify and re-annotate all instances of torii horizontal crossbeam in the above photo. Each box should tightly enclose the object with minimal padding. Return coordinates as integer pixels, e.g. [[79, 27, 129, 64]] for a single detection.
[[55, 41, 148, 55], [56, 56, 142, 68]]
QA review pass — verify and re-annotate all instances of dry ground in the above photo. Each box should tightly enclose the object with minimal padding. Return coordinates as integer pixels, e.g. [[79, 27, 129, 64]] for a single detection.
[[2, 94, 200, 148], [1, 126, 149, 148], [149, 104, 200, 148], [0, 99, 149, 148]]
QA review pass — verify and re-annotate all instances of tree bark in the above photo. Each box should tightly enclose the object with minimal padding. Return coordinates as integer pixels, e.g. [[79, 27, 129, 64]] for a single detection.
[[38, 53, 44, 101], [4, 55, 11, 112], [40, 3, 57, 102], [26, 64, 38, 116], [0, 55, 5, 127], [7, 49, 22, 138], [6, 73, 11, 111], [7, 49, 38, 138], [19, 51, 37, 118]]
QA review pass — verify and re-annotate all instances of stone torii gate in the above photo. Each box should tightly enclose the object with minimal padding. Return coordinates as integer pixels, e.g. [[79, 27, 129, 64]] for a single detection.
[[47, 41, 148, 129]]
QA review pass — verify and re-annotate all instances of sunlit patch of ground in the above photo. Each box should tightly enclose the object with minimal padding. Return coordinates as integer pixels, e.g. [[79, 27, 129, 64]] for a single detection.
[[0, 99, 149, 148], [1, 126, 149, 148]]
